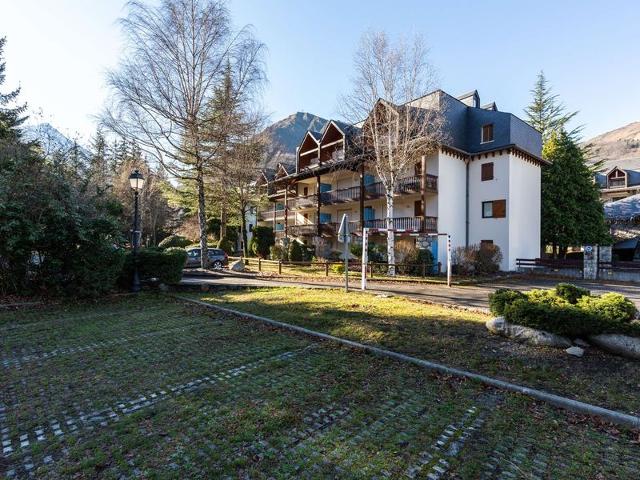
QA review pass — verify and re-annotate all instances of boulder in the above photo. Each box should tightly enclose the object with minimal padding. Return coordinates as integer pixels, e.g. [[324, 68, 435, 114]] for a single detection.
[[229, 260, 245, 272], [565, 346, 584, 357], [573, 338, 590, 348], [486, 317, 572, 349], [589, 334, 640, 360]]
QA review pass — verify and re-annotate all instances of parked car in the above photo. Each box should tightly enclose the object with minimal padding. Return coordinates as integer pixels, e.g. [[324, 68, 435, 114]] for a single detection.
[[185, 248, 228, 269]]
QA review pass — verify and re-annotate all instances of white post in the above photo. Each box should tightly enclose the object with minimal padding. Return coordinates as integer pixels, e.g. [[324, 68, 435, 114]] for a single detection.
[[446, 234, 452, 288], [344, 228, 349, 293], [361, 227, 369, 290]]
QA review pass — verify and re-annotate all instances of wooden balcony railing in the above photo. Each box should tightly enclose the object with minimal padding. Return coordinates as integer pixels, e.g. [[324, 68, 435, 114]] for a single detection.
[[362, 216, 437, 232], [287, 193, 317, 209], [320, 186, 361, 205], [288, 224, 317, 236]]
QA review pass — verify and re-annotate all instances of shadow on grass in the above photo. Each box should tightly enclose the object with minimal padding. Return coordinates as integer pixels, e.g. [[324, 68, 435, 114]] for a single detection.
[[194, 287, 640, 416]]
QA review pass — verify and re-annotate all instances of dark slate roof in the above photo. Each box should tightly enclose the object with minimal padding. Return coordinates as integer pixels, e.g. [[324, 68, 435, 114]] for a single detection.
[[308, 130, 323, 141], [595, 172, 607, 188], [482, 102, 497, 111], [457, 90, 479, 101], [278, 162, 295, 175], [604, 194, 640, 220], [626, 169, 640, 187]]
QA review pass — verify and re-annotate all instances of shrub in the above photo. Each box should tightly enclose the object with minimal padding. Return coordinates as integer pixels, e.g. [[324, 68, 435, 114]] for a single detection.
[[249, 226, 274, 258], [331, 263, 345, 274], [526, 289, 569, 307], [504, 299, 602, 338], [158, 235, 191, 249], [476, 244, 503, 274], [452, 245, 478, 275], [555, 283, 590, 304], [120, 247, 187, 286], [489, 289, 526, 316], [401, 247, 435, 275], [288, 241, 304, 262], [351, 243, 385, 263], [577, 293, 637, 324], [217, 236, 235, 255], [269, 244, 287, 261]]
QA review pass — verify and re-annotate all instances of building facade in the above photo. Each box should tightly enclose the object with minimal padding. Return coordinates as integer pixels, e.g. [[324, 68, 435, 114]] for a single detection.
[[258, 89, 544, 271], [594, 159, 640, 203]]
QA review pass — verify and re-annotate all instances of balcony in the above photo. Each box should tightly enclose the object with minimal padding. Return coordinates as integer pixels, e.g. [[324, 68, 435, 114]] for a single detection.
[[289, 224, 317, 236], [363, 216, 437, 233], [259, 209, 286, 221], [320, 186, 361, 205], [287, 193, 317, 209]]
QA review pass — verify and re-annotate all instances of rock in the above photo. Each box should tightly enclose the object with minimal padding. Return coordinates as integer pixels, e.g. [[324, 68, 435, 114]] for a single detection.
[[573, 338, 590, 348], [229, 260, 245, 272], [589, 334, 640, 360], [158, 283, 169, 292], [485, 317, 506, 335], [565, 346, 584, 357], [486, 317, 572, 349]]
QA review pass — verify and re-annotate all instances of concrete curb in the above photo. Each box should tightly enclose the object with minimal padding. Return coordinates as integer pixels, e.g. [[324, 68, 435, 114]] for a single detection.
[[174, 295, 640, 430]]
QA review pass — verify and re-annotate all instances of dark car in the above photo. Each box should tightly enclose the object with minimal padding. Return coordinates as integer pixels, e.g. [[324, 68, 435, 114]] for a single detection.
[[185, 248, 228, 269]]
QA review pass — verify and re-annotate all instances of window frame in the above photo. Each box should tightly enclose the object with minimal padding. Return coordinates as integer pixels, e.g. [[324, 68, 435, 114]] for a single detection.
[[482, 199, 506, 218], [481, 123, 494, 144]]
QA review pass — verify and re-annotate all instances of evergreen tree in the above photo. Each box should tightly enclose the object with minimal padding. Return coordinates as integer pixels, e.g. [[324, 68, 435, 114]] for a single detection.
[[524, 71, 579, 143], [0, 37, 27, 140], [541, 131, 610, 257]]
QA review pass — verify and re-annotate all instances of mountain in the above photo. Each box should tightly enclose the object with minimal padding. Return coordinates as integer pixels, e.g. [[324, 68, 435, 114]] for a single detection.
[[259, 112, 328, 169], [23, 123, 91, 159], [585, 122, 640, 171]]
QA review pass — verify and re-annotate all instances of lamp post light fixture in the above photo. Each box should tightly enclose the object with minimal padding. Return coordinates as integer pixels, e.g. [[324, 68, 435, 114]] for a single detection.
[[129, 169, 145, 292]]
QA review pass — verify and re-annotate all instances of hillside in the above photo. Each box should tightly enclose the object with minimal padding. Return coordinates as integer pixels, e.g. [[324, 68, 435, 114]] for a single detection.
[[585, 121, 640, 171], [23, 123, 91, 159], [259, 112, 328, 169]]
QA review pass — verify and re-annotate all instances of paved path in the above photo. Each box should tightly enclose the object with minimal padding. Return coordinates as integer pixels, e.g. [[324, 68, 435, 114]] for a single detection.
[[181, 272, 640, 310]]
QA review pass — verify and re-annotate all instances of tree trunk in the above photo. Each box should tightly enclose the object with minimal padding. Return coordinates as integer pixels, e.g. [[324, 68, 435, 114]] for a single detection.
[[240, 203, 248, 257], [386, 193, 395, 276], [196, 169, 209, 268]]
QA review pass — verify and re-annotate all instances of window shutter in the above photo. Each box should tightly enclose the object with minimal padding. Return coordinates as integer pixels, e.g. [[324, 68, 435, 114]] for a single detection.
[[493, 199, 506, 218], [481, 162, 494, 181]]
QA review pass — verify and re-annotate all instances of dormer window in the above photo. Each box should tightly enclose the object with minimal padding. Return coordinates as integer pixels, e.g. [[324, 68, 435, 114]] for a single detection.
[[608, 168, 626, 188], [481, 124, 494, 144]]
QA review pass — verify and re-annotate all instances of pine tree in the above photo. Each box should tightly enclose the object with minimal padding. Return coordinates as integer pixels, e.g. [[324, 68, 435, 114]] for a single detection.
[[0, 37, 27, 141], [541, 130, 610, 257], [524, 71, 579, 143]]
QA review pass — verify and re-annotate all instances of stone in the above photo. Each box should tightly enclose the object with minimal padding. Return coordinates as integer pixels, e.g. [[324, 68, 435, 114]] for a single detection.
[[229, 260, 245, 272], [573, 338, 590, 348], [565, 346, 584, 357], [589, 334, 640, 360], [486, 317, 572, 349]]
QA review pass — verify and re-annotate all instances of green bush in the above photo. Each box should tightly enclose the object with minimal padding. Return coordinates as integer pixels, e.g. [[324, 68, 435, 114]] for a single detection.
[[504, 299, 603, 338], [217, 236, 235, 255], [269, 244, 287, 261], [401, 248, 435, 275], [350, 243, 385, 263], [331, 263, 345, 274], [288, 241, 304, 262], [453, 243, 502, 275], [577, 293, 637, 324], [555, 283, 590, 304], [489, 289, 527, 316], [158, 234, 192, 249], [526, 289, 569, 307], [120, 247, 187, 286], [249, 226, 274, 258]]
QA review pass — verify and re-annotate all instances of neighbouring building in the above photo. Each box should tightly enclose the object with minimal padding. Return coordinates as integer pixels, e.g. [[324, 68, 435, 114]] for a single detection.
[[257, 89, 544, 271], [594, 158, 640, 203]]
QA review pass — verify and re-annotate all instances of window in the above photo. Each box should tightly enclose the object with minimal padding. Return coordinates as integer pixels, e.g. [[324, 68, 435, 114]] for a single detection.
[[414, 200, 423, 216], [414, 161, 422, 176], [482, 199, 506, 218], [480, 240, 494, 249], [303, 186, 309, 196], [319, 183, 332, 193], [481, 124, 494, 143], [364, 206, 375, 221], [481, 162, 494, 181], [319, 213, 332, 223]]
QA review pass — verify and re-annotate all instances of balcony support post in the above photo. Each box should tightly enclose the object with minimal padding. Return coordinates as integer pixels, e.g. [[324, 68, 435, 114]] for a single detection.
[[272, 200, 276, 231], [359, 162, 365, 234], [316, 174, 322, 236], [420, 155, 427, 233], [284, 184, 289, 239]]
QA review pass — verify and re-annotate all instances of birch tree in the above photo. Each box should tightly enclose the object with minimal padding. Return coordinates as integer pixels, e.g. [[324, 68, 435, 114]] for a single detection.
[[102, 0, 265, 267], [340, 31, 445, 275]]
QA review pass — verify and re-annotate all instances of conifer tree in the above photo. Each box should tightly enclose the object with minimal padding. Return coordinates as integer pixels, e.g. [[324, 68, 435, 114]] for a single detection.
[[0, 37, 27, 140]]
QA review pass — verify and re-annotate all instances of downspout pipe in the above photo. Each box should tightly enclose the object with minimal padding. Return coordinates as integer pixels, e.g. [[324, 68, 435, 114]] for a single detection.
[[465, 158, 470, 247]]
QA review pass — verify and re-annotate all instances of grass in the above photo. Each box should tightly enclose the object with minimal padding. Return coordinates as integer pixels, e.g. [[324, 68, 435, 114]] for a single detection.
[[1, 295, 639, 478], [196, 287, 640, 415]]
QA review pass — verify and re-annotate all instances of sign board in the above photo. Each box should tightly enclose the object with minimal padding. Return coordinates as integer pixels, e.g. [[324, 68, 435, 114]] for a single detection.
[[337, 214, 351, 243]]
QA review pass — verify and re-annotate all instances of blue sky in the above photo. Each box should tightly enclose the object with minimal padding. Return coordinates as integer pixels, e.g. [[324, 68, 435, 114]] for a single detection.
[[1, 0, 639, 142]]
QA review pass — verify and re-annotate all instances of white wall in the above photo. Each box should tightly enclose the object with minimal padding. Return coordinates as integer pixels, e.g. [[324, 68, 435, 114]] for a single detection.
[[508, 154, 541, 269], [436, 151, 467, 270], [468, 153, 510, 270]]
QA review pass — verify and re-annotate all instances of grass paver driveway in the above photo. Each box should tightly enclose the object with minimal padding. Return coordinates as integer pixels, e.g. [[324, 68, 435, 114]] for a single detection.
[[1, 295, 639, 479]]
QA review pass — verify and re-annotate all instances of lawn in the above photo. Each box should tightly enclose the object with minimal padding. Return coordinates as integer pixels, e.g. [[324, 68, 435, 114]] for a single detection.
[[196, 287, 640, 416], [1, 295, 638, 478]]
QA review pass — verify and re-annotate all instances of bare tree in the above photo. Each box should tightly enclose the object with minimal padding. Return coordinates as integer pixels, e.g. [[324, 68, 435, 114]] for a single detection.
[[340, 31, 446, 275], [102, 0, 265, 267]]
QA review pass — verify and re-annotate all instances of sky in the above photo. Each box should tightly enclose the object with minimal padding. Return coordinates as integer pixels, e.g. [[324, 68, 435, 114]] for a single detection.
[[1, 0, 639, 144]]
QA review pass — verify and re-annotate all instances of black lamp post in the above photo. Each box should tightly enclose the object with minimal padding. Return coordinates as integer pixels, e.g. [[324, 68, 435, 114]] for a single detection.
[[129, 169, 145, 292]]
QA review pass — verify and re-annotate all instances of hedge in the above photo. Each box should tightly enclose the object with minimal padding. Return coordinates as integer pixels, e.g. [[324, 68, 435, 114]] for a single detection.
[[158, 235, 192, 249], [488, 288, 527, 316], [120, 247, 187, 286]]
